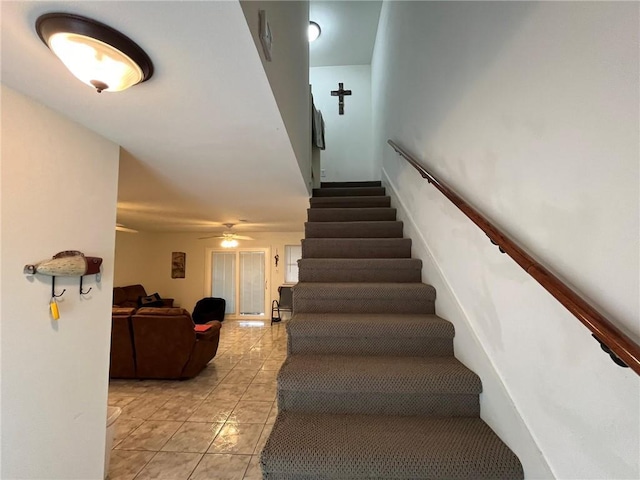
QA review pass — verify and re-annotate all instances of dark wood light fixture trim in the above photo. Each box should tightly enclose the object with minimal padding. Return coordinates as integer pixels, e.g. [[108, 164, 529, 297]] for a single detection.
[[35, 12, 154, 83], [388, 139, 640, 376]]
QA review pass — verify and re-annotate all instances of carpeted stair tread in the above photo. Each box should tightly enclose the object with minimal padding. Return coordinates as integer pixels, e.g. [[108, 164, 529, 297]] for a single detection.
[[302, 238, 411, 258], [313, 187, 386, 197], [277, 354, 480, 416], [310, 196, 391, 208], [289, 313, 453, 339], [298, 258, 422, 283], [287, 313, 453, 356], [279, 355, 480, 394], [293, 282, 436, 314], [261, 412, 524, 480], [307, 207, 397, 222], [305, 221, 404, 238], [321, 181, 382, 188]]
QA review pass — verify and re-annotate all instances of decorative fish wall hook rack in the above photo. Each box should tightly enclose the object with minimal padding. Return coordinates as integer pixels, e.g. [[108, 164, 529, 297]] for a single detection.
[[24, 250, 103, 296]]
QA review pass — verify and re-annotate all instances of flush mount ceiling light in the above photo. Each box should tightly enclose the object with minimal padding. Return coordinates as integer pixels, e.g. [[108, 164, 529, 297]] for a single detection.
[[36, 13, 153, 93], [308, 21, 321, 42]]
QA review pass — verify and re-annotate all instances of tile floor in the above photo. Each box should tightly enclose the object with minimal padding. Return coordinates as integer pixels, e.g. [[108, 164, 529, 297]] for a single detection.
[[108, 319, 287, 480]]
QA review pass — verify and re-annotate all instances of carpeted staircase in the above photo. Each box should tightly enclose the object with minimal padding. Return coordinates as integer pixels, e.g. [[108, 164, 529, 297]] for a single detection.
[[261, 181, 524, 479]]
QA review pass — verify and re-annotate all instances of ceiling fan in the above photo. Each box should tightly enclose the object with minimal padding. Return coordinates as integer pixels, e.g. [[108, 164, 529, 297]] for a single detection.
[[198, 223, 254, 244], [116, 223, 138, 233]]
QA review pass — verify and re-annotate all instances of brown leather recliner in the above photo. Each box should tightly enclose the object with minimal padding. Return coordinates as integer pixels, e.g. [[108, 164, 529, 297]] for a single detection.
[[131, 307, 222, 379], [110, 307, 137, 378]]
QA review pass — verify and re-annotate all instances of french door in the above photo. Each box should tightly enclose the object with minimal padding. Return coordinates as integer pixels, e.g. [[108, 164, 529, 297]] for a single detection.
[[206, 248, 268, 319]]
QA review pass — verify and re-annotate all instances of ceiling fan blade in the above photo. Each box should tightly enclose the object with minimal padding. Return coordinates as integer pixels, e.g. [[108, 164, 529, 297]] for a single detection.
[[116, 225, 139, 233], [197, 235, 225, 240], [234, 235, 254, 240]]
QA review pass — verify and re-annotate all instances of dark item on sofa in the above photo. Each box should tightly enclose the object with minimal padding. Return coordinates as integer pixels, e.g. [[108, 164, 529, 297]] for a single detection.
[[113, 284, 174, 309], [138, 292, 164, 308], [110, 307, 137, 378], [131, 307, 221, 379], [192, 297, 226, 324]]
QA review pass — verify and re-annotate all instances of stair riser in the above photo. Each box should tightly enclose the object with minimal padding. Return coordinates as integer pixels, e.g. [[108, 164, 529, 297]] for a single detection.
[[302, 239, 412, 258], [307, 208, 397, 222], [305, 222, 404, 239], [298, 268, 421, 283], [278, 391, 479, 417], [294, 297, 435, 314], [310, 197, 391, 208], [313, 187, 386, 197], [321, 181, 382, 188], [298, 258, 423, 283], [288, 336, 453, 357]]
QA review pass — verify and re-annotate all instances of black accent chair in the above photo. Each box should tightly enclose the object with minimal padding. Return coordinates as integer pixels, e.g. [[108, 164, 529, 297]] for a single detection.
[[192, 297, 226, 324]]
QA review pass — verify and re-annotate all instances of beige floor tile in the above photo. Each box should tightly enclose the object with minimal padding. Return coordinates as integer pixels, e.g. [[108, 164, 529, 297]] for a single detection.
[[207, 423, 264, 455], [149, 398, 204, 421], [162, 422, 224, 453], [120, 396, 170, 420], [253, 424, 273, 455], [135, 451, 202, 480], [220, 368, 258, 384], [208, 383, 249, 401], [188, 399, 237, 423], [265, 403, 278, 425], [108, 450, 156, 480], [227, 402, 272, 424], [251, 370, 278, 384], [211, 354, 242, 369], [108, 394, 138, 408], [260, 359, 284, 371], [113, 417, 145, 447], [242, 455, 263, 480], [234, 357, 266, 370], [189, 454, 251, 480], [116, 420, 183, 451], [241, 383, 276, 402]]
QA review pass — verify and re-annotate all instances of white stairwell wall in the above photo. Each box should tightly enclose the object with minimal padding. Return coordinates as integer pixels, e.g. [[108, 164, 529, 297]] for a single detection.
[[372, 2, 639, 479], [310, 65, 375, 182]]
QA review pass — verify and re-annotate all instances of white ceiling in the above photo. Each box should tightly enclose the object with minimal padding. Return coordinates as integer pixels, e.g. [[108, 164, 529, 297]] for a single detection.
[[1, 1, 383, 235], [309, 1, 382, 67], [1, 1, 310, 234]]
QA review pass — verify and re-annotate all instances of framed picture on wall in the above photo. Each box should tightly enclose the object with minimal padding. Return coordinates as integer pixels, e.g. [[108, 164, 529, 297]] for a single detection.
[[172, 252, 186, 279]]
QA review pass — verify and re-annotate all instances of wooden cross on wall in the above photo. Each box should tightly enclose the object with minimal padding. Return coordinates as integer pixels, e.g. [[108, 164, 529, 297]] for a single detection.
[[331, 82, 352, 115]]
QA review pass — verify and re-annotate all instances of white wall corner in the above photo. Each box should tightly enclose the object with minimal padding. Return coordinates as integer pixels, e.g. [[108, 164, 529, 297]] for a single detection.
[[382, 169, 554, 479]]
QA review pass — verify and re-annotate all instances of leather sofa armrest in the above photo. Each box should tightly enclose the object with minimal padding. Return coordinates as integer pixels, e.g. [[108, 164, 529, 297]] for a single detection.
[[182, 321, 222, 378], [195, 321, 222, 340]]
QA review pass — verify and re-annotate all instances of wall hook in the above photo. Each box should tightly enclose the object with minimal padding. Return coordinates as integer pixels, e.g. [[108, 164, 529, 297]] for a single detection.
[[79, 276, 92, 295], [51, 276, 66, 298]]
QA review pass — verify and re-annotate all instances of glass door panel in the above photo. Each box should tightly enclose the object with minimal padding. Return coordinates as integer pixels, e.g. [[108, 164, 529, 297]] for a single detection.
[[211, 251, 236, 314], [239, 251, 265, 316]]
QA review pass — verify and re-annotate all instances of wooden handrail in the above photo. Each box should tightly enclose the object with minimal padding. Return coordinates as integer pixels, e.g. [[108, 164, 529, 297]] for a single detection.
[[388, 139, 640, 376]]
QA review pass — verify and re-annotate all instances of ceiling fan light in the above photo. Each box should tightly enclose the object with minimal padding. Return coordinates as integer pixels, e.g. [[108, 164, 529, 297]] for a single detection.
[[221, 239, 238, 248], [36, 13, 153, 93]]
